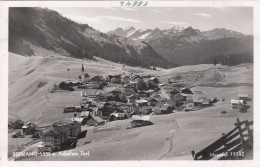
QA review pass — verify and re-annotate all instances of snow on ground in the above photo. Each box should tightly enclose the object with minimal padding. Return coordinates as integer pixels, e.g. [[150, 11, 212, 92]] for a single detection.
[[8, 52, 253, 160]]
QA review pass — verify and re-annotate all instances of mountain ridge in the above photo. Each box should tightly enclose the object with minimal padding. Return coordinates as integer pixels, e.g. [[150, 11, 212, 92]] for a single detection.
[[9, 7, 174, 69], [107, 26, 253, 65]]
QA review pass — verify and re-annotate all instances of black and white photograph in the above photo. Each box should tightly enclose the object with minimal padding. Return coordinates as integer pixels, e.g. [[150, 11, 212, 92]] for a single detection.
[[1, 1, 258, 164]]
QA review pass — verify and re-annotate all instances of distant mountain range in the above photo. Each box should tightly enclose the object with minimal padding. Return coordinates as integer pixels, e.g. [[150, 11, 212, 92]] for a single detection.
[[107, 26, 253, 65], [9, 7, 253, 69], [9, 7, 173, 69]]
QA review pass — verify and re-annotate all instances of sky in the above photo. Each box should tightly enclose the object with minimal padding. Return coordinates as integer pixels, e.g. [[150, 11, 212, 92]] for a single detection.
[[50, 7, 253, 34]]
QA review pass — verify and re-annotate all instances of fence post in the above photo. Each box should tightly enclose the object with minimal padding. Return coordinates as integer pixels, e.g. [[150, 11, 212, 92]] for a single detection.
[[236, 118, 246, 149], [245, 120, 253, 143]]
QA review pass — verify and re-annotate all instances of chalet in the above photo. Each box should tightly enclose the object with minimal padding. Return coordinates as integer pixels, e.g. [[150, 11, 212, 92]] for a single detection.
[[180, 88, 193, 94], [110, 110, 125, 121], [140, 106, 153, 115], [181, 94, 193, 103], [125, 104, 136, 117], [22, 122, 38, 135], [135, 99, 148, 107], [167, 99, 177, 107], [238, 94, 250, 101], [81, 73, 90, 83], [9, 120, 24, 129], [86, 116, 105, 126], [154, 104, 172, 115], [231, 99, 244, 109], [98, 102, 121, 119], [193, 99, 203, 107], [89, 75, 104, 89], [138, 91, 150, 98], [210, 97, 218, 104], [71, 117, 87, 125], [130, 74, 141, 80], [108, 74, 121, 80], [193, 97, 211, 107], [127, 94, 138, 103], [96, 94, 107, 103], [111, 77, 121, 84], [148, 98, 159, 107], [170, 89, 179, 99], [80, 111, 93, 117], [38, 121, 81, 152], [149, 77, 160, 84], [128, 81, 138, 87], [202, 98, 211, 107], [121, 76, 130, 84], [172, 93, 185, 101], [124, 86, 136, 96], [64, 106, 75, 113]]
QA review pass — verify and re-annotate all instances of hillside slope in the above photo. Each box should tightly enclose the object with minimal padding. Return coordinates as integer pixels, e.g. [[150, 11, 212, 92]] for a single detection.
[[9, 7, 173, 69]]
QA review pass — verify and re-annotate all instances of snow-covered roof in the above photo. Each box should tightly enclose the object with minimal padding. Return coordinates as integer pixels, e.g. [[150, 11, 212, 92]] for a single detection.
[[231, 99, 244, 104]]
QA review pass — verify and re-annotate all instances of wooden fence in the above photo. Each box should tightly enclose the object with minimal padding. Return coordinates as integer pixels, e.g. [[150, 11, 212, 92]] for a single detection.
[[194, 118, 253, 160]]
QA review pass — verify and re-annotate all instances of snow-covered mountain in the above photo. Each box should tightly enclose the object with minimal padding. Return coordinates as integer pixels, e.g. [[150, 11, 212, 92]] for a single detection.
[[107, 26, 253, 65]]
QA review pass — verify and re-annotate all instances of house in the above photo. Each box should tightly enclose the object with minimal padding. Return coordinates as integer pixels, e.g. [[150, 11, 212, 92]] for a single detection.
[[127, 94, 138, 103], [89, 75, 104, 89], [98, 102, 121, 119], [202, 98, 211, 107], [81, 73, 90, 83], [148, 98, 159, 107], [231, 99, 244, 109], [128, 81, 138, 87], [149, 77, 160, 84], [193, 99, 203, 107], [238, 94, 250, 101], [172, 93, 185, 101], [124, 85, 136, 96], [170, 89, 179, 98], [111, 78, 121, 84], [193, 97, 211, 107], [125, 104, 136, 117], [80, 111, 93, 117], [139, 106, 153, 115], [210, 97, 218, 104], [38, 121, 81, 152], [110, 111, 125, 121], [9, 120, 24, 129], [135, 99, 148, 107], [96, 94, 107, 103], [167, 99, 177, 107], [154, 104, 172, 114], [130, 115, 153, 127], [22, 122, 38, 135], [108, 74, 121, 81], [121, 76, 130, 84], [138, 91, 150, 98], [180, 88, 193, 94], [86, 116, 105, 126], [181, 94, 193, 103], [71, 117, 87, 125]]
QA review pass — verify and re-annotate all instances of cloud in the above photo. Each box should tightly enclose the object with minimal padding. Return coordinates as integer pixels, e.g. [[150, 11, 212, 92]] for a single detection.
[[64, 15, 100, 24], [120, 7, 138, 11], [99, 7, 119, 11], [160, 21, 188, 25], [63, 14, 141, 24], [149, 9, 164, 14], [194, 13, 212, 18], [101, 16, 141, 23]]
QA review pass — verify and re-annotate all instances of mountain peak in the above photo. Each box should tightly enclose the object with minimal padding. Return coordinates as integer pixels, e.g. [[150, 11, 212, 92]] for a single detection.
[[125, 26, 136, 31], [182, 26, 201, 36]]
